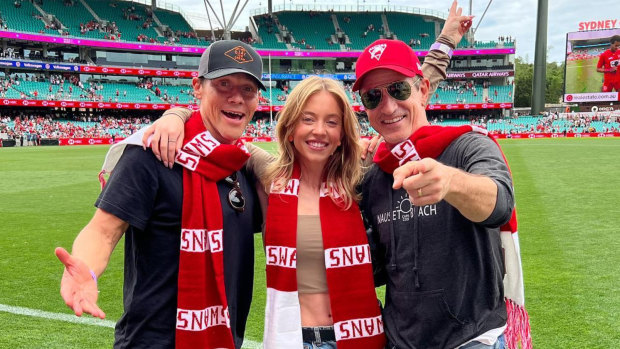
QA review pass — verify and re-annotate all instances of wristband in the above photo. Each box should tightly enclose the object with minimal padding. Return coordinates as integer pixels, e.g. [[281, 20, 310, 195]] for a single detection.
[[430, 42, 454, 58], [89, 270, 98, 285]]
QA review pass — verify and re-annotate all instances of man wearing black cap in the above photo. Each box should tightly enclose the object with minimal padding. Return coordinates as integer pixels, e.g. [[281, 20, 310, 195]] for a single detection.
[[55, 40, 265, 349]]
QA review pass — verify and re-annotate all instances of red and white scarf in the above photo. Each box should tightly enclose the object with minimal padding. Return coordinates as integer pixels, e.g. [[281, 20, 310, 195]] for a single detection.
[[173, 111, 250, 349], [263, 164, 386, 349], [373, 125, 532, 349]]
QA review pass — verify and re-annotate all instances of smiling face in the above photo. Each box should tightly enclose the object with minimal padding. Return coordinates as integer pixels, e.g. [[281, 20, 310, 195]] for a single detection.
[[359, 69, 430, 145], [192, 73, 259, 144], [291, 90, 343, 170]]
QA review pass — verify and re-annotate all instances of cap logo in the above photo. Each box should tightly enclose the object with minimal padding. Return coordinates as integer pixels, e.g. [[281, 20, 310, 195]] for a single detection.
[[225, 46, 254, 64], [368, 43, 387, 61]]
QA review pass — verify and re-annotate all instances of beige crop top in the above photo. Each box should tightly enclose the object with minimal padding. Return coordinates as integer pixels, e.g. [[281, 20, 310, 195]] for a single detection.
[[296, 215, 328, 294]]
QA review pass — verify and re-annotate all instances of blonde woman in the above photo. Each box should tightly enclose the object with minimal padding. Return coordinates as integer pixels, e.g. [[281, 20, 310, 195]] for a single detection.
[[259, 77, 384, 348]]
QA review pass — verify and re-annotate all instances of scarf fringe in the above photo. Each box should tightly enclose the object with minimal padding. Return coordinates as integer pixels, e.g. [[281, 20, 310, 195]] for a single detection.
[[505, 298, 532, 349]]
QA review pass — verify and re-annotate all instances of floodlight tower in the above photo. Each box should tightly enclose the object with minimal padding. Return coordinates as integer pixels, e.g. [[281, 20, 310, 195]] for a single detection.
[[468, 0, 474, 42], [531, 0, 548, 115], [202, 0, 251, 40]]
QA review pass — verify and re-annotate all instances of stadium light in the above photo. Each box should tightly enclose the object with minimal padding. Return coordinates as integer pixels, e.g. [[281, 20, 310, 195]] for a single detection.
[[531, 0, 548, 115], [202, 0, 250, 40]]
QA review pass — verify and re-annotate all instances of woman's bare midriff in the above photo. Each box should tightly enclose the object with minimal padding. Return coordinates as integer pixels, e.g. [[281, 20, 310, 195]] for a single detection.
[[299, 292, 333, 326]]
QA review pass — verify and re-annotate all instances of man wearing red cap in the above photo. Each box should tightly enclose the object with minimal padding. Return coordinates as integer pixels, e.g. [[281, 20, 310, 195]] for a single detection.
[[355, 2, 530, 349]]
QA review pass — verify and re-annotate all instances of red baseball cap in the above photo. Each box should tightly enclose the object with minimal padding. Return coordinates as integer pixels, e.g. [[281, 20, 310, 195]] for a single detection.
[[352, 39, 424, 91]]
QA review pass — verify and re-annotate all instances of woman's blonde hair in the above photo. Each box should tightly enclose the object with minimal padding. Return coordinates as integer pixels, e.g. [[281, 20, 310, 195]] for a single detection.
[[265, 76, 362, 209]]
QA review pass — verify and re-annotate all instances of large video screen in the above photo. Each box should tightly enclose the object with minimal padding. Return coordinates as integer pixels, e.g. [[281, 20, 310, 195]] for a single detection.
[[564, 29, 620, 103]]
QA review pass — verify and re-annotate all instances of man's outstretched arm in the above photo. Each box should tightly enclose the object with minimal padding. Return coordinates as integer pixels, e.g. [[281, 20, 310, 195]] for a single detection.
[[56, 208, 128, 319]]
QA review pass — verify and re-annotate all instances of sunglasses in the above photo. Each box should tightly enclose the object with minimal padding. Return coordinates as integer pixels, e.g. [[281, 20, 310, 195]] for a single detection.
[[360, 78, 421, 110], [224, 172, 245, 213]]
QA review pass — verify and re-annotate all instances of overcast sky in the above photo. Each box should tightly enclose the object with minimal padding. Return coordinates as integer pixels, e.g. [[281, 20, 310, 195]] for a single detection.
[[164, 0, 617, 63]]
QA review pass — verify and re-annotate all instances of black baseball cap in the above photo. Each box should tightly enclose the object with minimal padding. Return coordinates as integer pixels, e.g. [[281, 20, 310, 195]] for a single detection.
[[199, 40, 266, 90]]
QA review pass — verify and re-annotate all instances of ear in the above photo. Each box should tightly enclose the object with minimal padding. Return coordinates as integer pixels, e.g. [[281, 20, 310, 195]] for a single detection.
[[419, 77, 430, 106], [288, 135, 293, 142], [191, 77, 204, 98]]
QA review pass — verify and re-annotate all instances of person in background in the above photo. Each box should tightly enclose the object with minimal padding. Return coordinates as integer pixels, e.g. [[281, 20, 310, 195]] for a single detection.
[[597, 35, 620, 92]]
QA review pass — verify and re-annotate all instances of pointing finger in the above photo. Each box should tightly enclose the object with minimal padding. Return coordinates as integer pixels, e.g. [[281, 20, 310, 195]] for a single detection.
[[393, 162, 425, 189]]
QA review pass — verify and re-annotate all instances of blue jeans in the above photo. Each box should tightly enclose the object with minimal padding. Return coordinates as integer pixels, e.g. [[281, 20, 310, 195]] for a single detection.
[[460, 334, 506, 349]]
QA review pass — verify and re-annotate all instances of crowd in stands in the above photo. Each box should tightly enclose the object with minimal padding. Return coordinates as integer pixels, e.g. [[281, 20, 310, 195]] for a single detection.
[[1, 1, 521, 52], [2, 112, 619, 146], [0, 47, 87, 64], [567, 47, 606, 61], [243, 119, 273, 137], [164, 30, 207, 45], [429, 112, 620, 134], [259, 13, 278, 35], [0, 113, 153, 143], [0, 72, 202, 105]]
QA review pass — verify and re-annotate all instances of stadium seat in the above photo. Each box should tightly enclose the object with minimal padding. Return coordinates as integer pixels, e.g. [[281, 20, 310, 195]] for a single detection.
[[334, 12, 384, 50], [153, 8, 208, 46], [252, 15, 288, 50], [276, 11, 338, 51], [87, 0, 161, 43], [0, 0, 59, 35], [385, 13, 435, 50], [155, 85, 195, 104], [38, 0, 105, 39]]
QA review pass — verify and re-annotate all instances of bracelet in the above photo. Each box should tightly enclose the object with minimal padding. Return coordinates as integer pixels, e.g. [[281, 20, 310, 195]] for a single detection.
[[430, 42, 454, 58], [89, 270, 98, 285]]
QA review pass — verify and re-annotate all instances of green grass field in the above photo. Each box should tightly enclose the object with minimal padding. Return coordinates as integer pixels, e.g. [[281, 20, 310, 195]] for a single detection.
[[565, 57, 605, 94], [1, 139, 619, 348]]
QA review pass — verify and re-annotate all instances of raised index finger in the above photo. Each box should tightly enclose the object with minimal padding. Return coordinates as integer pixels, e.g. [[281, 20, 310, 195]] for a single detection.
[[449, 0, 457, 16], [393, 162, 424, 189]]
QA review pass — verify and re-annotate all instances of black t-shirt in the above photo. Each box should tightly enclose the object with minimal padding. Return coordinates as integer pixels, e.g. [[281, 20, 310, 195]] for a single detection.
[[95, 145, 262, 349]]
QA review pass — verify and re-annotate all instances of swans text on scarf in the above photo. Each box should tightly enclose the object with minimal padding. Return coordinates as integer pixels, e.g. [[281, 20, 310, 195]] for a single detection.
[[335, 315, 384, 340], [391, 139, 421, 165], [325, 244, 372, 268], [266, 246, 297, 268], [176, 305, 230, 331], [180, 229, 223, 253], [270, 179, 300, 196], [176, 131, 220, 171]]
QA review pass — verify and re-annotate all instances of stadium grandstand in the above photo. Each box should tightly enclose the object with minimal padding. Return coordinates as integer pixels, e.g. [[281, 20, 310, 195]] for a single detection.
[[3, 110, 619, 145], [0, 0, 525, 146]]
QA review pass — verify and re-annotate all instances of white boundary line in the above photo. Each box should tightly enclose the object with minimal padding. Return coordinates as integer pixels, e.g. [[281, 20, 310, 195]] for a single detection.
[[0, 303, 262, 348], [0, 303, 116, 328]]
